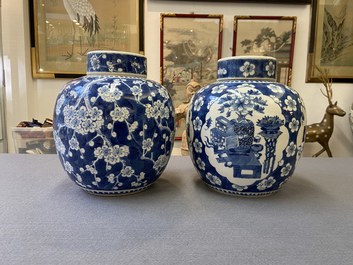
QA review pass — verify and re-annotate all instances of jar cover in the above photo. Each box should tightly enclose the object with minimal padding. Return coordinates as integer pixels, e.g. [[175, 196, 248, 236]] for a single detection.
[[217, 56, 277, 81], [86, 50, 147, 75]]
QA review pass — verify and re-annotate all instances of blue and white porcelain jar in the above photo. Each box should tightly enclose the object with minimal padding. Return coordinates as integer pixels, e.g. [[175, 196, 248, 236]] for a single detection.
[[186, 56, 306, 196], [53, 51, 175, 195]]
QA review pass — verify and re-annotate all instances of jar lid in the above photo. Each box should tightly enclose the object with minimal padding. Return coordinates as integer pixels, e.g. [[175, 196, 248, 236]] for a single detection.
[[217, 56, 277, 81], [86, 50, 147, 76]]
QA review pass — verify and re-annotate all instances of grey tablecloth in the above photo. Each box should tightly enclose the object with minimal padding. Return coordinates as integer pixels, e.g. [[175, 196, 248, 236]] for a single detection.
[[1, 154, 353, 265]]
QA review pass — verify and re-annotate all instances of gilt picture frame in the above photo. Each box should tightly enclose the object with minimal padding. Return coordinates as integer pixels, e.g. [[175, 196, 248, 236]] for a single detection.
[[306, 0, 353, 82], [160, 13, 223, 140], [29, 0, 144, 78], [233, 16, 297, 86]]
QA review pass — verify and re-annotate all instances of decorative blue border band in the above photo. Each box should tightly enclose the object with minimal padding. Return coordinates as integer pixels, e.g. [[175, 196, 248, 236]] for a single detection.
[[87, 51, 147, 76], [217, 56, 277, 81]]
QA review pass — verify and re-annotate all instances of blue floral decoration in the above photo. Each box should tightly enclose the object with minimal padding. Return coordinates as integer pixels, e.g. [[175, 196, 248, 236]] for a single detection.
[[187, 56, 306, 196], [54, 51, 175, 195]]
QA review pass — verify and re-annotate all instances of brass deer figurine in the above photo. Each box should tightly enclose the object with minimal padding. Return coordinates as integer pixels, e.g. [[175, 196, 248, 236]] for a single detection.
[[305, 68, 346, 157]]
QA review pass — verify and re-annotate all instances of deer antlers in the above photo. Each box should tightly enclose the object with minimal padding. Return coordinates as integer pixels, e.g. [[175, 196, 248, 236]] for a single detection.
[[316, 66, 333, 106]]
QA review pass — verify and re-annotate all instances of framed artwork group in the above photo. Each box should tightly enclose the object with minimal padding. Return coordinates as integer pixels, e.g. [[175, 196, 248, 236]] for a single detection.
[[160, 14, 297, 88]]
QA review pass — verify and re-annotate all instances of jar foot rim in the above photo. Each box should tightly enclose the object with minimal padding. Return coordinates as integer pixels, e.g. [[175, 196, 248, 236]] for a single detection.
[[205, 183, 280, 197], [78, 184, 152, 196]]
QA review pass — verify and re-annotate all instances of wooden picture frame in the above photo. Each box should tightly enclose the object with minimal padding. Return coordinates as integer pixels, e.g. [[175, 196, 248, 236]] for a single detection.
[[160, 13, 223, 140], [233, 16, 297, 86], [306, 0, 353, 82], [29, 0, 144, 78]]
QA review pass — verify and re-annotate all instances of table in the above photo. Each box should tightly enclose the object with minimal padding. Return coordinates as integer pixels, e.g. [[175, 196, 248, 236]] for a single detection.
[[1, 154, 353, 265]]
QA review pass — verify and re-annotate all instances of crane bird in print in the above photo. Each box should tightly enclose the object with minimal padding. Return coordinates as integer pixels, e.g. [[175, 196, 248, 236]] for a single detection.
[[63, 0, 100, 59]]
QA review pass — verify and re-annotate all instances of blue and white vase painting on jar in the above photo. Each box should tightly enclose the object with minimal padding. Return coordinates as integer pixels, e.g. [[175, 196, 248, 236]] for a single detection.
[[187, 56, 306, 196], [53, 51, 175, 195]]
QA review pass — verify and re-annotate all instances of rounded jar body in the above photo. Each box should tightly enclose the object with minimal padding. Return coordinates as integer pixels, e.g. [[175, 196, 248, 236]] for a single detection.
[[53, 51, 175, 195], [186, 56, 306, 196]]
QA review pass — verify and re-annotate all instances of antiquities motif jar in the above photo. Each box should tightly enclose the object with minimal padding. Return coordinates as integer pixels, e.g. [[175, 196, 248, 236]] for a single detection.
[[186, 56, 306, 196], [53, 51, 175, 195]]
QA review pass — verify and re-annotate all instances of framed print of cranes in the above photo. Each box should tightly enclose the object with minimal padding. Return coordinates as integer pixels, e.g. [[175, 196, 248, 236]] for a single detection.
[[30, 0, 144, 78]]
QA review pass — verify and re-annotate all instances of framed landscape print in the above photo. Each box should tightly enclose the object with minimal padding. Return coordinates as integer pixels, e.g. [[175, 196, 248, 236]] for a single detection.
[[160, 13, 223, 139], [233, 16, 297, 85], [306, 0, 353, 82], [30, 0, 144, 78]]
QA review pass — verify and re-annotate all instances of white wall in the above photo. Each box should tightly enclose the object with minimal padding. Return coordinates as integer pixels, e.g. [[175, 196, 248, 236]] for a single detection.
[[2, 0, 353, 156]]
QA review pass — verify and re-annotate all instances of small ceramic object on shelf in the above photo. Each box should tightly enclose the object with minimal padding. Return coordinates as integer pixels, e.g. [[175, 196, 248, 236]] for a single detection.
[[53, 51, 175, 195], [186, 56, 306, 196]]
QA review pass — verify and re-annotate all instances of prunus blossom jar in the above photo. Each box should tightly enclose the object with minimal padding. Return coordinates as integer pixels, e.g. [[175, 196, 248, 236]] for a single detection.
[[54, 51, 175, 195]]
